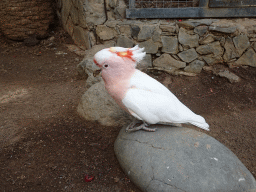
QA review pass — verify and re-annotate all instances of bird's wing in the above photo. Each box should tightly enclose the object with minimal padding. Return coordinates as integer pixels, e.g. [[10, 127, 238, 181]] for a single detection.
[[122, 87, 207, 127], [129, 70, 179, 100]]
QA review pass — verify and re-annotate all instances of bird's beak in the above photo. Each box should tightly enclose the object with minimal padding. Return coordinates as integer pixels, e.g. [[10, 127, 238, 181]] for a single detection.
[[93, 58, 101, 68]]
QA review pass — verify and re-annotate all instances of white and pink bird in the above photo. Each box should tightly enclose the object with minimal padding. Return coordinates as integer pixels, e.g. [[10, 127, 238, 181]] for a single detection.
[[93, 45, 209, 132]]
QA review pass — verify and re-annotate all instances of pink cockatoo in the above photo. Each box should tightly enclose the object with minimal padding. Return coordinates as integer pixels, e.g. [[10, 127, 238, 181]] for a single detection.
[[93, 45, 209, 132]]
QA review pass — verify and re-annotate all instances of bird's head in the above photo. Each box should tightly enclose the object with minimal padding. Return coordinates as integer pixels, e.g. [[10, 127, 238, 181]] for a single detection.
[[93, 45, 146, 70]]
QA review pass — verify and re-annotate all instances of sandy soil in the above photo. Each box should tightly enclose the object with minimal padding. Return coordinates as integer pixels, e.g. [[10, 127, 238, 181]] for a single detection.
[[0, 28, 255, 191]]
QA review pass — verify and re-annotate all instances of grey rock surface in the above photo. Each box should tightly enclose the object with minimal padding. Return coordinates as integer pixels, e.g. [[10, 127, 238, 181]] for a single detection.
[[96, 25, 117, 41], [131, 25, 141, 39], [73, 26, 91, 50], [138, 54, 153, 70], [161, 36, 179, 54], [178, 28, 199, 48], [178, 48, 198, 63], [77, 81, 131, 127], [217, 70, 241, 83], [233, 35, 250, 57], [223, 37, 239, 62], [184, 60, 205, 73], [139, 39, 159, 54], [196, 41, 224, 56], [153, 54, 186, 69], [116, 35, 134, 48], [114, 126, 256, 192], [138, 25, 156, 41], [234, 48, 256, 67], [194, 26, 208, 36], [199, 34, 215, 45], [209, 25, 237, 33], [202, 54, 223, 65]]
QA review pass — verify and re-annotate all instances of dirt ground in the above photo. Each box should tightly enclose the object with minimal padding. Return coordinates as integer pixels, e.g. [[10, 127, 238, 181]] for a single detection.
[[0, 28, 255, 192]]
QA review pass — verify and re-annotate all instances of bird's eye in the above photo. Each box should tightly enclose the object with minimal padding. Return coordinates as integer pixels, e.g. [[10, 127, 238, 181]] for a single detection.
[[103, 64, 109, 68]]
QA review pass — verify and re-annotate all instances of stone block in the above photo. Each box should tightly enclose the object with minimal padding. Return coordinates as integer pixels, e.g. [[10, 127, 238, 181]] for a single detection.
[[161, 36, 179, 54], [178, 27, 199, 48], [116, 35, 134, 48], [178, 48, 198, 63], [139, 39, 159, 54]]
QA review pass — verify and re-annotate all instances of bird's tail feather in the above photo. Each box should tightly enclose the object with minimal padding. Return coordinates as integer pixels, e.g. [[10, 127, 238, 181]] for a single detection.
[[189, 115, 210, 131]]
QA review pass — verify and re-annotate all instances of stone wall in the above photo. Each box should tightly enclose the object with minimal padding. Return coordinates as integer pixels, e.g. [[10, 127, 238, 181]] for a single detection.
[[0, 0, 54, 40], [58, 0, 256, 78]]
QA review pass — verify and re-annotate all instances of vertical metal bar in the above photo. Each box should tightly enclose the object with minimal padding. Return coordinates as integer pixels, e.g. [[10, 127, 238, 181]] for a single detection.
[[129, 0, 135, 8]]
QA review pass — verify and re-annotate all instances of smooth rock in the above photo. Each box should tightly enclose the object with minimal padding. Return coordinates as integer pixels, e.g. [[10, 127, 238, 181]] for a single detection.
[[139, 39, 159, 54], [209, 25, 237, 33], [114, 126, 256, 192], [196, 41, 224, 56], [96, 25, 117, 41], [161, 36, 179, 54], [178, 48, 198, 63], [116, 35, 134, 48], [184, 60, 205, 73], [217, 70, 241, 83], [178, 28, 199, 48], [194, 26, 208, 36], [138, 25, 156, 41], [234, 48, 256, 67], [77, 81, 131, 127], [233, 34, 250, 57], [153, 54, 186, 69], [223, 37, 239, 62]]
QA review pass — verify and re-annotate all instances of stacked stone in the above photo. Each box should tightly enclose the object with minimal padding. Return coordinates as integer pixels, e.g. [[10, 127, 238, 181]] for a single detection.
[[60, 0, 256, 81], [96, 19, 256, 75], [0, 0, 54, 40], [58, 0, 127, 50]]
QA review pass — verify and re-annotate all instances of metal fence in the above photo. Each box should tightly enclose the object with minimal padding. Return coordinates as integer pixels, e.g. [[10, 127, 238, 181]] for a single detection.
[[127, 0, 256, 18], [133, 0, 198, 9]]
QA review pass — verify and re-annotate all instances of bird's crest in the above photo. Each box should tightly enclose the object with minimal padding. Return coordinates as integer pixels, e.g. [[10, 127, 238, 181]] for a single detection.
[[94, 45, 146, 68]]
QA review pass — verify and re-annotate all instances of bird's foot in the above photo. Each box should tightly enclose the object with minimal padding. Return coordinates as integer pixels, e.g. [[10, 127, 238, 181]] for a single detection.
[[126, 121, 157, 132]]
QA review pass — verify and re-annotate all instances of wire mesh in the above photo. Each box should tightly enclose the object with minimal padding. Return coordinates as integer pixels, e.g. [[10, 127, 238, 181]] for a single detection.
[[134, 0, 199, 8]]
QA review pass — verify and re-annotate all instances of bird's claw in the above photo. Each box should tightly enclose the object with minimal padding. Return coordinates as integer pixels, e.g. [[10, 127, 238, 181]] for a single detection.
[[126, 121, 157, 132]]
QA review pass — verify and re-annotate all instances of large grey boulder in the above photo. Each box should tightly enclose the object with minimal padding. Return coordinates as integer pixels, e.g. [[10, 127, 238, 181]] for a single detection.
[[77, 81, 131, 127], [114, 126, 256, 192]]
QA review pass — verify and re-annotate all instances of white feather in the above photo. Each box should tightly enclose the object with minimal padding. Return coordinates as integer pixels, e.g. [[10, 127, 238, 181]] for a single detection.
[[122, 70, 210, 131]]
